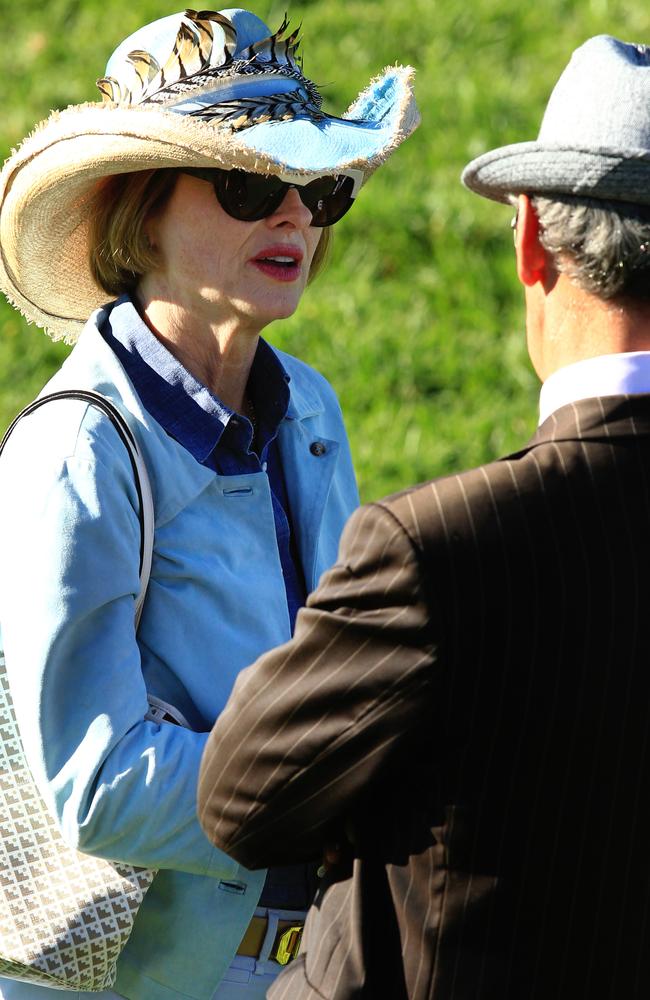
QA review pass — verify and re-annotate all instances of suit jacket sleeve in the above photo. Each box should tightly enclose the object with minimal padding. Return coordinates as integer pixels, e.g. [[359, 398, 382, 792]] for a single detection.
[[197, 500, 439, 868]]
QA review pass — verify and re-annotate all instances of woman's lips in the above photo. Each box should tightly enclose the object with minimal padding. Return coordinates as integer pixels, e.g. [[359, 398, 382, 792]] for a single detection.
[[250, 245, 304, 282]]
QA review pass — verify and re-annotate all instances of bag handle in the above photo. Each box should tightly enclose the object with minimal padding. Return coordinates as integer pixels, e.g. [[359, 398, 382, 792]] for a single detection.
[[0, 390, 154, 625]]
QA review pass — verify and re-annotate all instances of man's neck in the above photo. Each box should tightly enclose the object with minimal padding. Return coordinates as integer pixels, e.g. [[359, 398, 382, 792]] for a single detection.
[[532, 274, 650, 381]]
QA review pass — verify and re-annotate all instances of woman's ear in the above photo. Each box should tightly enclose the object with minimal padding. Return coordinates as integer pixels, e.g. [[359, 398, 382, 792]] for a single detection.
[[515, 193, 547, 287]]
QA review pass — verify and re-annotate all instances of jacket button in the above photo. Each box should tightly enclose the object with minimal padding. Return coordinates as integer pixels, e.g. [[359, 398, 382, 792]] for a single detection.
[[310, 441, 326, 456]]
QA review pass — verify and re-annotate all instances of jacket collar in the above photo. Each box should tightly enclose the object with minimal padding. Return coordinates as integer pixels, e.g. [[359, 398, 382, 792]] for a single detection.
[[274, 348, 327, 422], [513, 394, 650, 459]]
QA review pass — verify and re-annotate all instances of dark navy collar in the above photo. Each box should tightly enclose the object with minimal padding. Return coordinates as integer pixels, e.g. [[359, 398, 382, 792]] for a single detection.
[[99, 295, 290, 464]]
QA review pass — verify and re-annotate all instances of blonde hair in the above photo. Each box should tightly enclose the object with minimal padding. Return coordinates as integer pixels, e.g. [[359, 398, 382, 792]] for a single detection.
[[88, 169, 332, 295]]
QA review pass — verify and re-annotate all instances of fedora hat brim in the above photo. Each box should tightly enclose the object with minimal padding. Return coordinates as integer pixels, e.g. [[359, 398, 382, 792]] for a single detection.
[[462, 142, 650, 206], [0, 64, 418, 341]]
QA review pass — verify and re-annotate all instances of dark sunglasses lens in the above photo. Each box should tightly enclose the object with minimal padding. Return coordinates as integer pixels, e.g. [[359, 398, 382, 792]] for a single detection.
[[302, 175, 356, 227], [195, 168, 356, 226], [215, 170, 286, 221]]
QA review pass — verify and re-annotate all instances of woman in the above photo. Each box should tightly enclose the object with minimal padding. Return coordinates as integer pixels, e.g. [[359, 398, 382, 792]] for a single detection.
[[0, 8, 418, 1000]]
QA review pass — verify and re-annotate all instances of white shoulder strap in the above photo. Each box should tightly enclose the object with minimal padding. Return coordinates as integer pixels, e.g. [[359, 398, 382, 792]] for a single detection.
[[0, 390, 154, 622]]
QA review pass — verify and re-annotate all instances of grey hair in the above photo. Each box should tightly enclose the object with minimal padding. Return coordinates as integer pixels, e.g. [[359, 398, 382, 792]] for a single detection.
[[511, 193, 650, 301]]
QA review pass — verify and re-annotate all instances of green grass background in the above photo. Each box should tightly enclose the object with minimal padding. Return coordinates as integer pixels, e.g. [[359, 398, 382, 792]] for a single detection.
[[1, 0, 648, 500]]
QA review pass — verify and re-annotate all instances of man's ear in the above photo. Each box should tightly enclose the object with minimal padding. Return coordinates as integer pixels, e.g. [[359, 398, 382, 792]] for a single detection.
[[515, 193, 547, 287]]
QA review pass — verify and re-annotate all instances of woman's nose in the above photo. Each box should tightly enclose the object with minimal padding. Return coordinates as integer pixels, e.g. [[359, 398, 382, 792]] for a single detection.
[[266, 186, 313, 229]]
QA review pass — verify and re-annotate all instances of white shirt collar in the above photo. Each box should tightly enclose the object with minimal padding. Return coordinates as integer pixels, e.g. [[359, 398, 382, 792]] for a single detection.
[[539, 352, 650, 425]]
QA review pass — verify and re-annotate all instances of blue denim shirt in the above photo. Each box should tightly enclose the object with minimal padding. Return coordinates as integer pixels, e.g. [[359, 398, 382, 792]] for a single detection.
[[101, 296, 307, 632], [0, 307, 359, 1000]]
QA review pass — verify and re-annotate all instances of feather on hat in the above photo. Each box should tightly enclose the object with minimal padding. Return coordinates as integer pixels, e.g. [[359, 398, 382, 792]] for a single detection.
[[0, 7, 419, 340]]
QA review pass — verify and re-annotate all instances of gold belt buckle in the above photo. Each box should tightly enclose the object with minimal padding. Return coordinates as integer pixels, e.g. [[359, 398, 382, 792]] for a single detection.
[[274, 924, 304, 965]]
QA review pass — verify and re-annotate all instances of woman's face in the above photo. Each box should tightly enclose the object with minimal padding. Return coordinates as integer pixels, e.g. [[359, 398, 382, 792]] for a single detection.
[[143, 173, 322, 331]]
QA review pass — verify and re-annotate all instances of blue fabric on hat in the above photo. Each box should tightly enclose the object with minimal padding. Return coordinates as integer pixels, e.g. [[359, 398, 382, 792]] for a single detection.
[[218, 8, 273, 50], [230, 69, 408, 171]]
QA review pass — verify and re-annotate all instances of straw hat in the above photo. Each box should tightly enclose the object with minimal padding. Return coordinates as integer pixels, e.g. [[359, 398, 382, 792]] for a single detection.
[[0, 7, 419, 341], [462, 35, 650, 206]]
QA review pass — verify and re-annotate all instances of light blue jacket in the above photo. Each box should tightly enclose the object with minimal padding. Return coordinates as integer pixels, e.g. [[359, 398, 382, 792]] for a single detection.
[[0, 309, 359, 1000]]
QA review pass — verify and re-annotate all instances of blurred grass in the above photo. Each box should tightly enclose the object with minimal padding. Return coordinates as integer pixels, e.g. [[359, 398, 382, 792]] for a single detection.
[[1, 0, 649, 499]]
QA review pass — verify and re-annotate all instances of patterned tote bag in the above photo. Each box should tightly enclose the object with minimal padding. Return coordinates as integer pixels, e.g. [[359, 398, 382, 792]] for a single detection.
[[0, 391, 157, 990]]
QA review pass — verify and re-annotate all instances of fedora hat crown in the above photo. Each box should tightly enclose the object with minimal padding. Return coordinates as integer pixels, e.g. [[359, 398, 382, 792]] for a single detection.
[[538, 36, 650, 149]]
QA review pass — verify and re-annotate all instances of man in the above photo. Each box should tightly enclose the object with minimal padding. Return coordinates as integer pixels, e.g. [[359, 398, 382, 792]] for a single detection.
[[198, 36, 650, 999]]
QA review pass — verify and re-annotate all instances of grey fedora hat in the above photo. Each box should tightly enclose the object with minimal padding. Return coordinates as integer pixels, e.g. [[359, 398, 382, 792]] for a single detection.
[[462, 35, 650, 205]]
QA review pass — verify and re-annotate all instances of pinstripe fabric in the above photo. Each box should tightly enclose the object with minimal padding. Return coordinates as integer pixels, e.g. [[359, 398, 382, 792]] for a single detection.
[[199, 394, 650, 999]]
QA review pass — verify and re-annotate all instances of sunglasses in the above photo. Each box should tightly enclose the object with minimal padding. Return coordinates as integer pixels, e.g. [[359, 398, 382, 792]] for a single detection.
[[182, 167, 364, 227]]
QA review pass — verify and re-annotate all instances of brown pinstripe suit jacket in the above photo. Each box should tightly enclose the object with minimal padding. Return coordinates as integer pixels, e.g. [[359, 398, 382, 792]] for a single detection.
[[198, 395, 650, 999]]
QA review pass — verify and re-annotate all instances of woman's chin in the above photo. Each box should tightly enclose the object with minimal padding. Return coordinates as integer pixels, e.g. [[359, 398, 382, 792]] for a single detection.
[[233, 291, 305, 327]]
